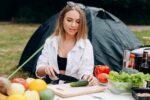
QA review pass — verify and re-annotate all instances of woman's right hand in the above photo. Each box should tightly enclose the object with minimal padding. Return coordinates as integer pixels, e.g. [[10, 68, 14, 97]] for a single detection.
[[44, 66, 59, 80]]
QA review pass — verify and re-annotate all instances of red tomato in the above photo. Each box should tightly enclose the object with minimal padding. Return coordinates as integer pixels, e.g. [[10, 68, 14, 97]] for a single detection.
[[95, 66, 100, 77], [103, 65, 110, 74], [95, 65, 110, 77], [12, 78, 28, 90], [97, 73, 108, 83]]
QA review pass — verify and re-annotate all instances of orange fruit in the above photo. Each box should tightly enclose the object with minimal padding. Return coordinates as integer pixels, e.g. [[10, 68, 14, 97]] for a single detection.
[[28, 79, 47, 92]]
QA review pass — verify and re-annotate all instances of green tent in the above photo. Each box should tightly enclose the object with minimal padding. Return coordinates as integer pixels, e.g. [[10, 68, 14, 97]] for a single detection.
[[18, 6, 142, 76]]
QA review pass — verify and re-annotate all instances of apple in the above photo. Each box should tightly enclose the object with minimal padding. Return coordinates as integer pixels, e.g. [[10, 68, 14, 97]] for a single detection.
[[12, 78, 28, 90], [24, 90, 40, 100], [11, 83, 25, 95]]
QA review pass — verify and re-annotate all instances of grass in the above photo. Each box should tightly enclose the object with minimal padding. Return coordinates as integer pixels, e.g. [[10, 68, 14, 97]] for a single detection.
[[0, 22, 149, 79], [0, 22, 39, 79], [133, 30, 150, 45]]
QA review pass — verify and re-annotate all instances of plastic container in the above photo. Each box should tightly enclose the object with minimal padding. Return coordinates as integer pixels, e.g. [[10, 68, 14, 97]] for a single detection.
[[108, 80, 132, 94], [131, 87, 150, 100]]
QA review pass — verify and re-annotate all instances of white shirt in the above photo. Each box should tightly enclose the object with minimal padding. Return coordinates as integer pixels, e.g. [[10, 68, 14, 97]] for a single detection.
[[36, 36, 94, 79]]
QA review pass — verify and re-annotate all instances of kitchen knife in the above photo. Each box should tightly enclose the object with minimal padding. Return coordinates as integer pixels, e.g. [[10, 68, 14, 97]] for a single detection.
[[56, 74, 78, 82], [45, 73, 79, 84]]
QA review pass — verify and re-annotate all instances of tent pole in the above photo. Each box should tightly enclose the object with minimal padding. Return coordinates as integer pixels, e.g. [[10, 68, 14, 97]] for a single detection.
[[8, 45, 44, 79]]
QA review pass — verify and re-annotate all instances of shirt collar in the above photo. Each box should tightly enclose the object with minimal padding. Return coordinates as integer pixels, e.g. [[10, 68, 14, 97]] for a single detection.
[[49, 36, 60, 50], [72, 38, 86, 51], [49, 36, 86, 51]]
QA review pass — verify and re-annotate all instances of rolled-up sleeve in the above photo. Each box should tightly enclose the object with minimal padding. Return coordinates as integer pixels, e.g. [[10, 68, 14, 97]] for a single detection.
[[35, 39, 49, 78]]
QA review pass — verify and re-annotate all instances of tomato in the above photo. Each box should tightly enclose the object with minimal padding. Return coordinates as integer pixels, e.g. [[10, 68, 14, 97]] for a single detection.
[[97, 73, 108, 83], [103, 65, 110, 74], [95, 66, 100, 77], [12, 78, 28, 90], [95, 65, 110, 77]]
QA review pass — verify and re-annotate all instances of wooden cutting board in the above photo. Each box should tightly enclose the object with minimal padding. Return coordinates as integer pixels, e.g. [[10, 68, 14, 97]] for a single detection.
[[48, 84, 106, 98]]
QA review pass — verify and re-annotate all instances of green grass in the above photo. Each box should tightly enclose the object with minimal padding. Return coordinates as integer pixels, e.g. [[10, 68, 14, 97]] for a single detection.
[[133, 30, 150, 45], [0, 22, 39, 79], [0, 22, 149, 79]]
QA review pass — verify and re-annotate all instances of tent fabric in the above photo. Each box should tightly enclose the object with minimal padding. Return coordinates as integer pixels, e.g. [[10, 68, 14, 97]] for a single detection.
[[86, 7, 142, 71], [18, 6, 142, 75]]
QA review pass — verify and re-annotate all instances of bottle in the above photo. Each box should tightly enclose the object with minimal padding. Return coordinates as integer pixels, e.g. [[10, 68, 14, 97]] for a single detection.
[[122, 50, 130, 68], [128, 54, 135, 69], [140, 51, 149, 74]]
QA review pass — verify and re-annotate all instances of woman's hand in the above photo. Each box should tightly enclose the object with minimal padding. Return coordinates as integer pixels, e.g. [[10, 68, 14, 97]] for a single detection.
[[82, 74, 97, 86], [44, 66, 59, 80]]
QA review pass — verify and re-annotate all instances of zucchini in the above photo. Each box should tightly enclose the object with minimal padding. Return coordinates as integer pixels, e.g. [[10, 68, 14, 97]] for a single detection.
[[70, 80, 89, 87]]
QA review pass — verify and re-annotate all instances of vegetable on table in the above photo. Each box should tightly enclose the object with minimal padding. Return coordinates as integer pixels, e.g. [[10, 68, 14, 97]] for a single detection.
[[97, 73, 108, 83], [95, 65, 110, 77], [108, 70, 150, 87], [70, 80, 89, 87]]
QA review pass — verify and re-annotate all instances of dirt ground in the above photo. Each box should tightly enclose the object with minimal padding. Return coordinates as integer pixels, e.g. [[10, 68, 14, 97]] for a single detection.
[[128, 25, 150, 32]]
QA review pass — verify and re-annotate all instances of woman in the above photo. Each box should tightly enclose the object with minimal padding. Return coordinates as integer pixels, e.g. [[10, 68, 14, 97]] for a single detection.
[[36, 2, 96, 85]]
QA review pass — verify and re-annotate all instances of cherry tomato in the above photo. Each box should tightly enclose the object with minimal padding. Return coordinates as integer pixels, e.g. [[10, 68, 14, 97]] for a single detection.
[[97, 73, 108, 83], [12, 78, 28, 90]]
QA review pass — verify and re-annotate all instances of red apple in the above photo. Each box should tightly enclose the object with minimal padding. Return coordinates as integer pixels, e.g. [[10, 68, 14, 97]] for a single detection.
[[12, 78, 28, 90]]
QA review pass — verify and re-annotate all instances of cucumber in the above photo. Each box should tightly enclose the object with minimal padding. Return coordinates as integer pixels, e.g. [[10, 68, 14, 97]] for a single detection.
[[70, 80, 89, 87]]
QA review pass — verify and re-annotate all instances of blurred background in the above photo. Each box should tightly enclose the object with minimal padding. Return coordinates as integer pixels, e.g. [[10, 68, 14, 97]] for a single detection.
[[0, 0, 150, 78], [0, 0, 150, 24]]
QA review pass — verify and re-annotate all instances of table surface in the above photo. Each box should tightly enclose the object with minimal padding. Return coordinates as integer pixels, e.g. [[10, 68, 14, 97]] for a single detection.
[[53, 87, 135, 100]]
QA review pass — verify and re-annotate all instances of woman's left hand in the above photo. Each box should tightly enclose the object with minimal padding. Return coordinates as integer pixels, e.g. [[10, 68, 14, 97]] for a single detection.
[[82, 74, 97, 86]]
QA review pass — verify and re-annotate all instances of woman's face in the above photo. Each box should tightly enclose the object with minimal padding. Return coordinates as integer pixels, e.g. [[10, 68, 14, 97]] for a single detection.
[[63, 10, 80, 36]]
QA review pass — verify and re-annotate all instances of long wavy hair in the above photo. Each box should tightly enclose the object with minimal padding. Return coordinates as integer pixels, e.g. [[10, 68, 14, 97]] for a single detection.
[[53, 3, 87, 40]]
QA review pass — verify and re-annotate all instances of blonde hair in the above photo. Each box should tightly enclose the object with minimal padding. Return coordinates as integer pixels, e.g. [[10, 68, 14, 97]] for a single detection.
[[53, 4, 87, 40]]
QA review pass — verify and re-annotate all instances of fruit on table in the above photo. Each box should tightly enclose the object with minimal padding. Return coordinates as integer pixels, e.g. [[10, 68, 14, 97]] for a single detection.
[[0, 93, 7, 100], [95, 65, 110, 77], [0, 77, 11, 95], [11, 83, 25, 95], [8, 94, 27, 100], [70, 80, 89, 87], [24, 90, 40, 100], [26, 78, 35, 84], [40, 88, 54, 100], [28, 79, 47, 92], [97, 73, 108, 83], [12, 78, 28, 90]]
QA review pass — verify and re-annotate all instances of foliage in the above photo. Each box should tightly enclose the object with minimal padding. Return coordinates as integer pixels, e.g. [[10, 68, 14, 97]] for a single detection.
[[0, 0, 150, 24]]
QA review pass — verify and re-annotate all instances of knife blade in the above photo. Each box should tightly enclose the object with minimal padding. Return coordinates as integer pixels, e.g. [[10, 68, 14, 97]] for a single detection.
[[56, 74, 79, 82]]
